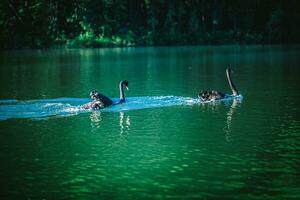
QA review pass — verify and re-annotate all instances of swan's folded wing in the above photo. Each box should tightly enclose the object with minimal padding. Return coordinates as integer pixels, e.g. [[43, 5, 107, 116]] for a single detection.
[[97, 92, 113, 106], [82, 100, 105, 109]]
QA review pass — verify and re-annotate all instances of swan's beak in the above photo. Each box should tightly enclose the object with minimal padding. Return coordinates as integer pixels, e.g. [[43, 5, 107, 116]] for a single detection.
[[125, 86, 129, 90]]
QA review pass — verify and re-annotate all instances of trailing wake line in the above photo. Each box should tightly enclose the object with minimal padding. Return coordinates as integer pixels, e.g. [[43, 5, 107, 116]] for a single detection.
[[0, 95, 242, 121]]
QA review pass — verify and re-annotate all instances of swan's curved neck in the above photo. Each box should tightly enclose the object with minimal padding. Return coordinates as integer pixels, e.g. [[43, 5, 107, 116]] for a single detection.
[[119, 81, 125, 101], [226, 69, 238, 96]]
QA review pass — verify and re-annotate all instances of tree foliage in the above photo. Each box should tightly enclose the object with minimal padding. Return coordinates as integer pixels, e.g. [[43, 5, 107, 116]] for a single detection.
[[0, 0, 299, 49]]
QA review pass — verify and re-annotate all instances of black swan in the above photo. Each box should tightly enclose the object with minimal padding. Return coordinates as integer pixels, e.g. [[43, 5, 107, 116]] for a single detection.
[[198, 68, 238, 101], [83, 80, 129, 109]]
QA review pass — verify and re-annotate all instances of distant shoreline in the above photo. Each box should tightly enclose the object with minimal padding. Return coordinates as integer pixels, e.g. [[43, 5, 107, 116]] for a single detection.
[[1, 42, 299, 51]]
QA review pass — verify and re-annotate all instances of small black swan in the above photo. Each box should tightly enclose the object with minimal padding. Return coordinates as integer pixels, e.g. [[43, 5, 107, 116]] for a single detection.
[[83, 80, 129, 109], [198, 68, 238, 101]]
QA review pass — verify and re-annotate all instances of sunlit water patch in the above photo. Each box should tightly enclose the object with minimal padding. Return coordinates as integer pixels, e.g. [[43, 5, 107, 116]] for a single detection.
[[0, 95, 242, 120]]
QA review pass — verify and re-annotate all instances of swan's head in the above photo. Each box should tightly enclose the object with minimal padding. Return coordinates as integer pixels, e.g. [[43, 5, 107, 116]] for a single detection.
[[122, 80, 129, 90], [226, 68, 233, 74], [90, 90, 101, 100]]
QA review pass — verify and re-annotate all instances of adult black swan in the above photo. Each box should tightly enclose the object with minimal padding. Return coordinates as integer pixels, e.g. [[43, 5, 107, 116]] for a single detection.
[[83, 80, 129, 109], [198, 68, 238, 101]]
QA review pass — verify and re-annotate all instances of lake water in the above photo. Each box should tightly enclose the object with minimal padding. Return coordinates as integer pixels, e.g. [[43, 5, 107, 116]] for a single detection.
[[0, 45, 299, 199]]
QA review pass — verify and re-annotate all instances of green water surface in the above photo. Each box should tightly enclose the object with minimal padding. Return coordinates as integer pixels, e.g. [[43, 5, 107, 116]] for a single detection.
[[0, 45, 300, 199]]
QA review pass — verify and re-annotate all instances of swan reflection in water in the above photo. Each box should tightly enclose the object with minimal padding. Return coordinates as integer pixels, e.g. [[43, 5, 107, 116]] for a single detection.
[[89, 111, 131, 135], [119, 112, 130, 135], [90, 111, 102, 129], [224, 99, 241, 142], [199, 98, 242, 141]]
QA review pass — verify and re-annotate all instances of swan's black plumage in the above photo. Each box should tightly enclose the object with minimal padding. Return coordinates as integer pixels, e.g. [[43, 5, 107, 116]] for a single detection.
[[83, 80, 129, 109], [198, 68, 238, 101]]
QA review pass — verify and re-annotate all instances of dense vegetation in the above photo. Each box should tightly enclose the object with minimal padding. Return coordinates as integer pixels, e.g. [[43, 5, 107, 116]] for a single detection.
[[1, 0, 299, 49]]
